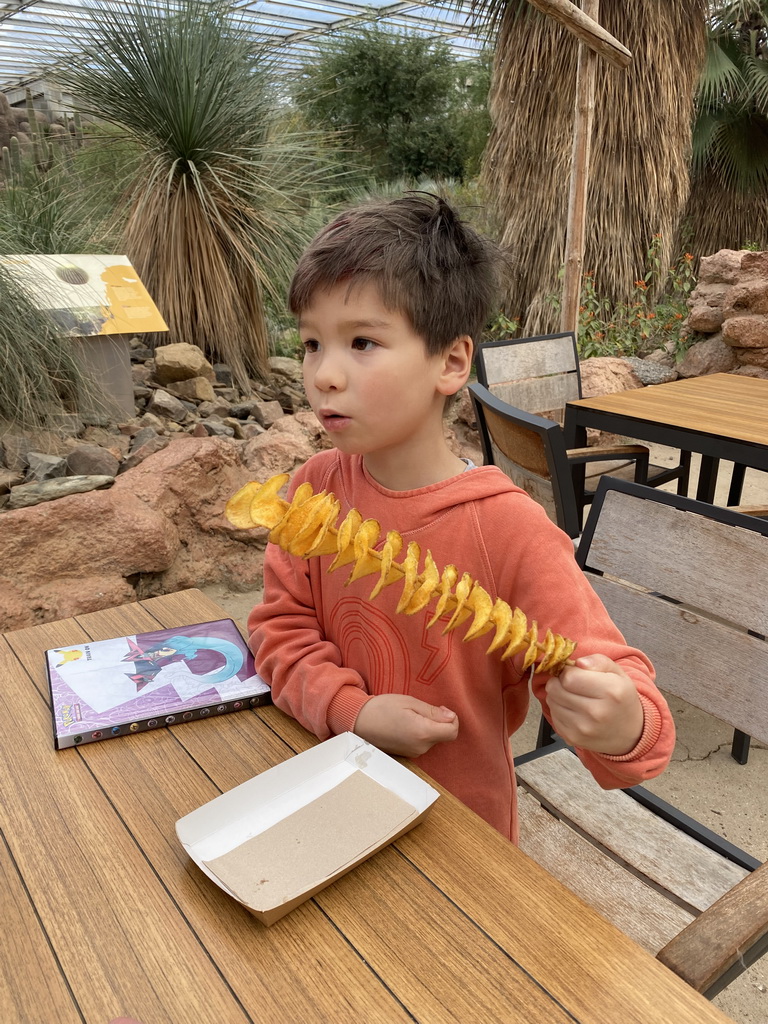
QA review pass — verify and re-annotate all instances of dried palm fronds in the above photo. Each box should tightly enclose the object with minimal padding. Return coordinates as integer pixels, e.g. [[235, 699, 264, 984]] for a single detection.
[[227, 474, 576, 674]]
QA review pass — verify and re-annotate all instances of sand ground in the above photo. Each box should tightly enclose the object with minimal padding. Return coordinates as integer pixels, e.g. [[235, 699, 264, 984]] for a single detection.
[[202, 443, 768, 1023]]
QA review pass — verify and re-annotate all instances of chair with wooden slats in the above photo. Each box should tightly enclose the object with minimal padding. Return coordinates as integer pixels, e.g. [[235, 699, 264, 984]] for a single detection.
[[475, 332, 692, 503], [468, 383, 649, 540], [514, 477, 768, 999]]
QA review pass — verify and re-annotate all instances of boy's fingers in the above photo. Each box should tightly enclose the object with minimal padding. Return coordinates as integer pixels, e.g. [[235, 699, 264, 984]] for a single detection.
[[574, 654, 617, 672]]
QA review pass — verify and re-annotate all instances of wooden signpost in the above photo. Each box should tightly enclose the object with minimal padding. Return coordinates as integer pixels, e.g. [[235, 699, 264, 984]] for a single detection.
[[524, 0, 631, 339]]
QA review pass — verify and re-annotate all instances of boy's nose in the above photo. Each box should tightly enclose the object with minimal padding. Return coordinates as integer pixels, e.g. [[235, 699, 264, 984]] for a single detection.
[[311, 353, 346, 392]]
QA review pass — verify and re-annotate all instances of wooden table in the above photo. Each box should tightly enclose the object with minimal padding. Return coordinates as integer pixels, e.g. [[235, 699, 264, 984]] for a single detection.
[[1, 588, 737, 1024], [565, 372, 768, 504]]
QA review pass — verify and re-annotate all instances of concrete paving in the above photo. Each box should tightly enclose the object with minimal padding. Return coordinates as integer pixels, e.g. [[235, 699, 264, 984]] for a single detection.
[[203, 446, 768, 1023]]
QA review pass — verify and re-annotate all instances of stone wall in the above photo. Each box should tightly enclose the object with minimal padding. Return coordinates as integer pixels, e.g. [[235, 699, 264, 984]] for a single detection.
[[681, 249, 768, 380]]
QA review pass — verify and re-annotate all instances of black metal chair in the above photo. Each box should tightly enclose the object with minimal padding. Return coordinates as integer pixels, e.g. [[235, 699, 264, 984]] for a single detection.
[[514, 476, 768, 998], [475, 332, 692, 503], [468, 382, 648, 540]]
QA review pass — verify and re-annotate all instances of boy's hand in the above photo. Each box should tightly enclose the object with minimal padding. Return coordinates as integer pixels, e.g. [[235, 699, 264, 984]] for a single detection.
[[544, 654, 644, 756], [353, 694, 459, 758]]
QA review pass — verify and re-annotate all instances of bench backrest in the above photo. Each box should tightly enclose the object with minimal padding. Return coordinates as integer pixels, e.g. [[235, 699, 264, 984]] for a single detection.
[[577, 479, 768, 744]]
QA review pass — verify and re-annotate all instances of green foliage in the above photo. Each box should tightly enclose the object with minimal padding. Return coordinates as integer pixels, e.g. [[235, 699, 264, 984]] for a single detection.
[[548, 238, 697, 360], [483, 311, 522, 341], [293, 26, 491, 183], [0, 265, 99, 429], [694, 3, 768, 191], [52, 0, 347, 390]]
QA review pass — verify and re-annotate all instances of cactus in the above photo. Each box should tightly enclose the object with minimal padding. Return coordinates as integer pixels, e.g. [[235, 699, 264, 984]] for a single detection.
[[25, 87, 53, 174]]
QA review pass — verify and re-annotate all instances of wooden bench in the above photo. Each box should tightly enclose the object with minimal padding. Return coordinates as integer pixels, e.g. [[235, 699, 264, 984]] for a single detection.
[[515, 477, 768, 998]]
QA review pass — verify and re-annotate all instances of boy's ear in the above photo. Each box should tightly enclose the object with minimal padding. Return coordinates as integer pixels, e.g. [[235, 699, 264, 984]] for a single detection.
[[437, 335, 473, 396]]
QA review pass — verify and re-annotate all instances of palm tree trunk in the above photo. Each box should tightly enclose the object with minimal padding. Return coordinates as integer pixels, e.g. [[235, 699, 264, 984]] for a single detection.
[[482, 1, 707, 334]]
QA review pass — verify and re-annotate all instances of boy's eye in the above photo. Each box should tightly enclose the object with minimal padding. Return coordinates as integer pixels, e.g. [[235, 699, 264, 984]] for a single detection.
[[352, 337, 377, 351], [302, 339, 319, 354]]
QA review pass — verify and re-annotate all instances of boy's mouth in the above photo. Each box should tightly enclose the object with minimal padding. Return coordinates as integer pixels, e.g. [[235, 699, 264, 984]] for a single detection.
[[319, 410, 352, 432]]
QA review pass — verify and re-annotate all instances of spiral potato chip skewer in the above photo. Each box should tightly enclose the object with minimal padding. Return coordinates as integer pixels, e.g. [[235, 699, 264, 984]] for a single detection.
[[226, 473, 577, 674]]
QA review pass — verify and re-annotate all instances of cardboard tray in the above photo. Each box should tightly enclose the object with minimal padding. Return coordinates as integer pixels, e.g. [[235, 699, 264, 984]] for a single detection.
[[176, 732, 440, 925]]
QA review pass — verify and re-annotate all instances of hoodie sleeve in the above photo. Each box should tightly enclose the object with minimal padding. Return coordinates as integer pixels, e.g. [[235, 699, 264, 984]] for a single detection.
[[247, 465, 373, 740], [485, 492, 675, 789]]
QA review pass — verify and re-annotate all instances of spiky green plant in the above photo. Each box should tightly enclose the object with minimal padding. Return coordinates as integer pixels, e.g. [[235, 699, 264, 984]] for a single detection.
[[0, 264, 101, 429], [52, 0, 345, 392]]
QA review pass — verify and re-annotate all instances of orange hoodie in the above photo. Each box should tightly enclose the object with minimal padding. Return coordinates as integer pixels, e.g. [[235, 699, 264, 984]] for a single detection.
[[248, 449, 674, 842]]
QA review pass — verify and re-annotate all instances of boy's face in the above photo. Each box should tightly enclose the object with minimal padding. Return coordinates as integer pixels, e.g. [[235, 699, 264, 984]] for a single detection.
[[299, 280, 456, 465]]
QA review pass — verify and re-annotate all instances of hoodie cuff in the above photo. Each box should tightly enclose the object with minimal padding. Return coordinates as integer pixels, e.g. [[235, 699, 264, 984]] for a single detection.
[[599, 695, 663, 762], [326, 685, 374, 736]]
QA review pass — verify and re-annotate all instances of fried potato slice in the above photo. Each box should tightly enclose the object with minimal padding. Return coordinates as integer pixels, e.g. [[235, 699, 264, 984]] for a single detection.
[[462, 584, 495, 641], [225, 474, 289, 529], [370, 531, 404, 600], [499, 606, 529, 661], [403, 551, 440, 615], [347, 520, 383, 583], [427, 565, 459, 628], [328, 508, 362, 571], [395, 542, 421, 614], [443, 573, 473, 633], [521, 621, 539, 672]]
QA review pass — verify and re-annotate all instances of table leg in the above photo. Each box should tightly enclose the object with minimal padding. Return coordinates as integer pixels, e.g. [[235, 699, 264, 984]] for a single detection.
[[728, 463, 747, 506], [696, 455, 720, 503], [565, 417, 587, 516]]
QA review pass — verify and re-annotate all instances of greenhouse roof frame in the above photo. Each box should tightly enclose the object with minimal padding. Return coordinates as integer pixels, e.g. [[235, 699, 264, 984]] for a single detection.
[[0, 0, 487, 92]]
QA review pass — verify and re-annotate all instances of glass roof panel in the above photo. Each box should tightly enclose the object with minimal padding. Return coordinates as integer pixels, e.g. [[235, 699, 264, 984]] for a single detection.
[[0, 0, 485, 89]]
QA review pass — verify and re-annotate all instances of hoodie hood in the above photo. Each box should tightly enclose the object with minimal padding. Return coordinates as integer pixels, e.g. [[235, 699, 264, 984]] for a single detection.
[[294, 450, 526, 537]]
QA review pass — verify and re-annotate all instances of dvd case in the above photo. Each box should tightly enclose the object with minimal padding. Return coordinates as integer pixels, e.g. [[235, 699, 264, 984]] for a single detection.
[[45, 618, 271, 749]]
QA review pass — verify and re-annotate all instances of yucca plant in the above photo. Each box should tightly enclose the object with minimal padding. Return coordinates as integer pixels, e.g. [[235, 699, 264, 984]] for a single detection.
[[470, 1, 708, 333], [683, 2, 768, 253], [53, 0, 344, 391]]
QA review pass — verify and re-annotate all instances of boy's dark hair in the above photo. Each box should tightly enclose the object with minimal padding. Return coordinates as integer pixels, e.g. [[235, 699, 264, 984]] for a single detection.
[[289, 192, 504, 356]]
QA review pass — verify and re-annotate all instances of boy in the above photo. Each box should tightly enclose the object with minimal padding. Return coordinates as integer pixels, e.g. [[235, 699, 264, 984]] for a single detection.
[[248, 193, 674, 842]]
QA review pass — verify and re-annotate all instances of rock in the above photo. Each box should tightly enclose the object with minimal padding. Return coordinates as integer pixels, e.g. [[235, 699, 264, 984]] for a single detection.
[[47, 413, 84, 437], [202, 418, 235, 437], [624, 357, 678, 385], [579, 357, 643, 397], [130, 346, 153, 362], [153, 342, 215, 385], [8, 475, 115, 510], [26, 452, 68, 482], [146, 389, 188, 423], [197, 399, 232, 418], [731, 365, 768, 379], [120, 434, 170, 471], [698, 250, 744, 286], [276, 384, 307, 413], [66, 444, 121, 477], [731, 346, 768, 368], [213, 363, 233, 386], [190, 422, 208, 438], [677, 335, 739, 378], [2, 433, 33, 472], [723, 280, 768, 318], [242, 417, 318, 476], [0, 468, 24, 493], [167, 376, 217, 403], [240, 422, 266, 439], [222, 417, 245, 439], [722, 315, 768, 348], [251, 399, 284, 428], [644, 348, 676, 367], [136, 412, 167, 434], [132, 363, 153, 386], [268, 355, 303, 382]]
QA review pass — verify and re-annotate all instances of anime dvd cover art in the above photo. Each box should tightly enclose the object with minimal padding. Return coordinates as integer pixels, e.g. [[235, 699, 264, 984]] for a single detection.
[[45, 619, 271, 749]]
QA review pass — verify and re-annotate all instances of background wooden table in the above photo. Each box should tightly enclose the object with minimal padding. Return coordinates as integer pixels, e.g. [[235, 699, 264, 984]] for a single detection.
[[0, 588, 737, 1024], [565, 373, 768, 503]]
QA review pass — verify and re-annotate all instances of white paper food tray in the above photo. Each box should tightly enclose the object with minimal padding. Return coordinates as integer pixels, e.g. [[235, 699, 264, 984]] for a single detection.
[[176, 732, 440, 924]]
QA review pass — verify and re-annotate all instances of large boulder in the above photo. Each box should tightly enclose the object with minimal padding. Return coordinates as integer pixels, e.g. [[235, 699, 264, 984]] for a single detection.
[[677, 334, 739, 378], [153, 342, 216, 385]]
